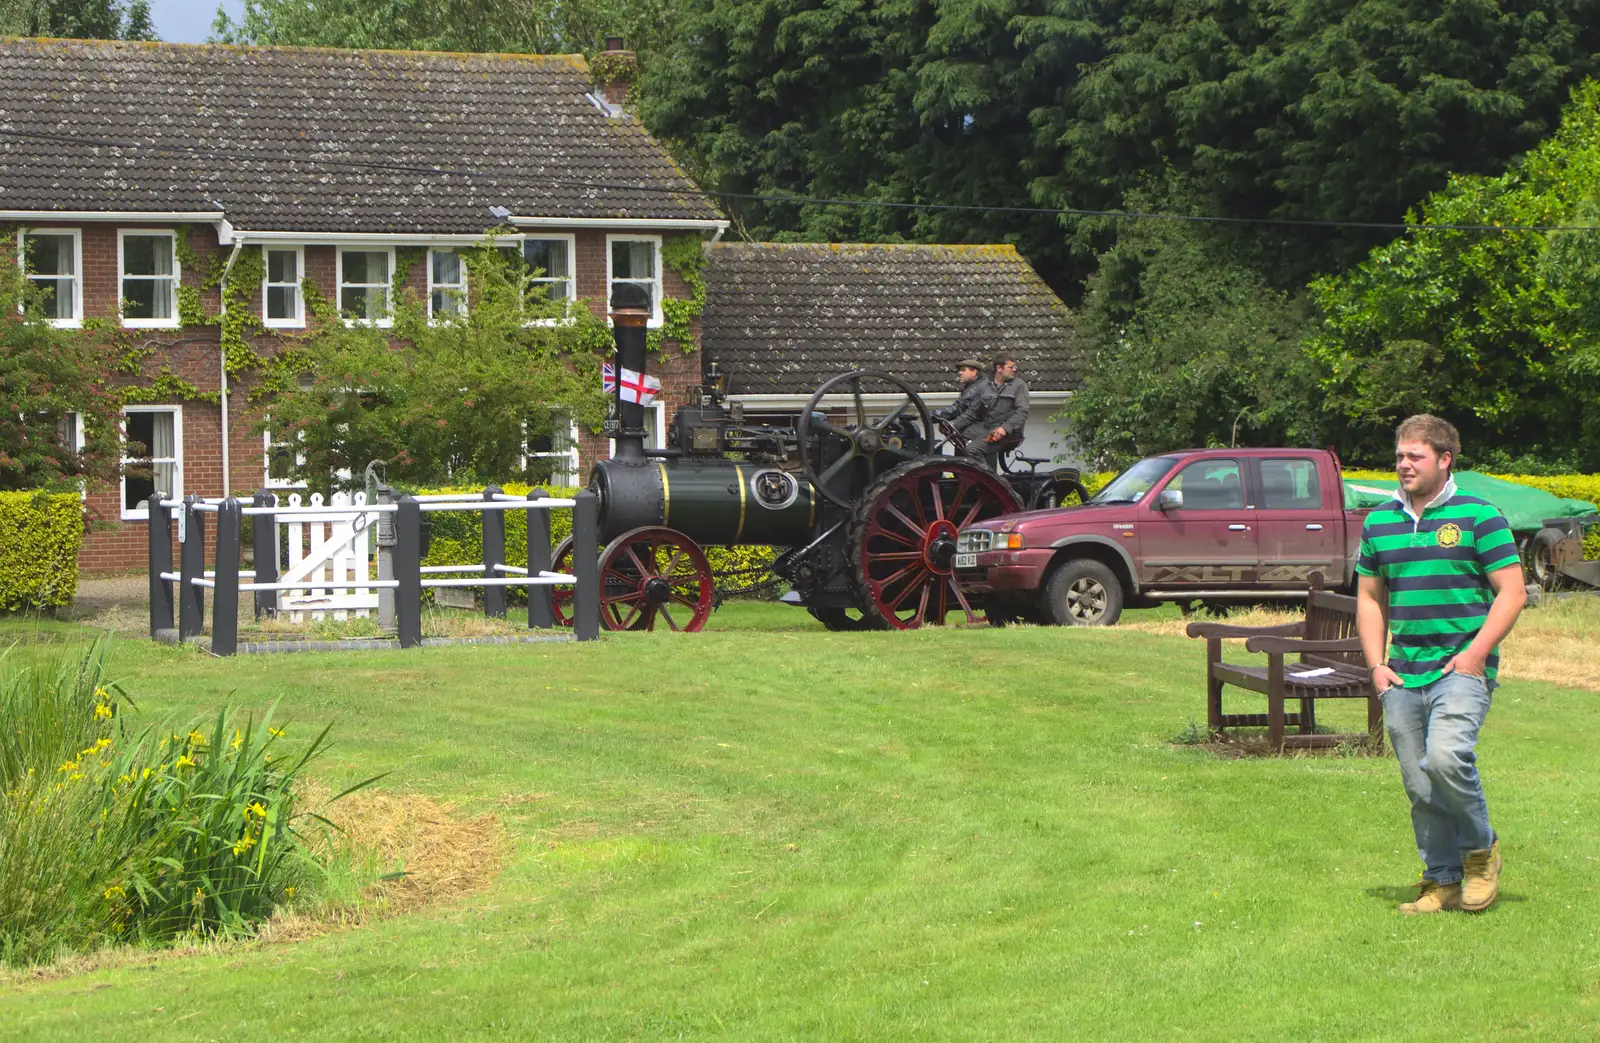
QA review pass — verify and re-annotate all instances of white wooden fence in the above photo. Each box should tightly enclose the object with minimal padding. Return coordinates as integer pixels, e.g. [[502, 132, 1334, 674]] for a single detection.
[[275, 491, 378, 622]]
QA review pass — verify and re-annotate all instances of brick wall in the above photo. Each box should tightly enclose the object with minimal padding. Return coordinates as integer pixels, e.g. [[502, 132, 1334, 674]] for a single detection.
[[37, 220, 706, 573]]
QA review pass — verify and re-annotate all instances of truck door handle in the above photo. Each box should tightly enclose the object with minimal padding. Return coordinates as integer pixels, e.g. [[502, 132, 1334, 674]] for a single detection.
[[1305, 524, 1324, 531], [1228, 524, 1249, 532]]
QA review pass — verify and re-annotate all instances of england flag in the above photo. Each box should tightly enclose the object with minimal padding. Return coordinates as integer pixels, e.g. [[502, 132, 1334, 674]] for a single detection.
[[602, 363, 662, 406]]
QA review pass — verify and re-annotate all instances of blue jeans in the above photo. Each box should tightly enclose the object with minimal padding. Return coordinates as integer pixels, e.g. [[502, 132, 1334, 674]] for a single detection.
[[1382, 672, 1498, 884]]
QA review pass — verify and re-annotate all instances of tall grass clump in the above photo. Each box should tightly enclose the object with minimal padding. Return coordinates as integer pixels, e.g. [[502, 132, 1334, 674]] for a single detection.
[[0, 640, 357, 967]]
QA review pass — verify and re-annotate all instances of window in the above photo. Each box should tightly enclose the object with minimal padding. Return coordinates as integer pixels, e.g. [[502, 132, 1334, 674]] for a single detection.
[[608, 402, 665, 457], [58, 411, 84, 454], [1260, 458, 1322, 509], [119, 231, 179, 327], [19, 229, 81, 326], [121, 406, 182, 519], [263, 247, 304, 327], [607, 235, 662, 325], [1167, 458, 1244, 510], [263, 427, 306, 489], [428, 249, 467, 318], [338, 248, 392, 324], [523, 237, 574, 312], [525, 413, 580, 486]]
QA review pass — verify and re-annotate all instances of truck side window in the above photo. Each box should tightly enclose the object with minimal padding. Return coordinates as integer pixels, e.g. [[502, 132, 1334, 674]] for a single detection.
[[1168, 459, 1243, 510], [1260, 458, 1322, 509]]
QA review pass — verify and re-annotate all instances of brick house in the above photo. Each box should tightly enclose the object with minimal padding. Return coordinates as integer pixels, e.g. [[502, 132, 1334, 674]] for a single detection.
[[1, 37, 726, 571]]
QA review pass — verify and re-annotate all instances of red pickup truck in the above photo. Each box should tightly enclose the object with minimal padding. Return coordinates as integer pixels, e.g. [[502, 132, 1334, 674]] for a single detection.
[[954, 448, 1370, 626]]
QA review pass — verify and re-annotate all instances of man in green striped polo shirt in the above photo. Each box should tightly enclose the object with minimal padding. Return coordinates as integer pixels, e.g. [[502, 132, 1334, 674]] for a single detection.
[[1356, 415, 1526, 915]]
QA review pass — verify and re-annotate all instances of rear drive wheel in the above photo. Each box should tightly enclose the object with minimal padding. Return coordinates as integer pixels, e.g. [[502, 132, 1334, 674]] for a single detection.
[[1043, 558, 1124, 626]]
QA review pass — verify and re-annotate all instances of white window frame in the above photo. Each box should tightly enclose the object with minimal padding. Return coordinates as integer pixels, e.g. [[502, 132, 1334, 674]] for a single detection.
[[523, 412, 582, 486], [605, 234, 664, 327], [427, 248, 468, 320], [261, 245, 306, 329], [521, 233, 577, 324], [262, 427, 308, 490], [337, 246, 395, 327], [609, 401, 666, 457], [120, 405, 183, 521], [60, 410, 88, 501], [117, 229, 181, 329], [17, 227, 83, 328]]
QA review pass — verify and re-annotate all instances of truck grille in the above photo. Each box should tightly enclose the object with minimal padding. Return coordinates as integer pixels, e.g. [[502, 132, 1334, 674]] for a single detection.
[[957, 530, 992, 553]]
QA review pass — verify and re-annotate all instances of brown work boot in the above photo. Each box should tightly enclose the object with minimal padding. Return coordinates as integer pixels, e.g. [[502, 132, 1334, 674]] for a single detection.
[[1462, 840, 1502, 912], [1399, 880, 1462, 915]]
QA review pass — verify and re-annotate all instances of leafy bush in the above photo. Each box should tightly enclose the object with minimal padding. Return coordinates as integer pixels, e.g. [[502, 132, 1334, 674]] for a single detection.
[[0, 491, 84, 610], [0, 640, 356, 966]]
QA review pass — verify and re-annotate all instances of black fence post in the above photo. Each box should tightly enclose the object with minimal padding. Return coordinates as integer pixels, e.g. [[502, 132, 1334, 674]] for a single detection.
[[252, 490, 277, 620], [147, 492, 173, 638], [395, 495, 422, 649], [212, 498, 241, 656], [526, 488, 553, 630], [481, 484, 506, 619], [572, 489, 600, 641], [178, 494, 206, 642]]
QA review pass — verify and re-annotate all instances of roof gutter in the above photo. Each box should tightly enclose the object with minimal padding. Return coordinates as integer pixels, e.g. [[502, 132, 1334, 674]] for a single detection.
[[0, 210, 227, 222], [510, 216, 730, 234]]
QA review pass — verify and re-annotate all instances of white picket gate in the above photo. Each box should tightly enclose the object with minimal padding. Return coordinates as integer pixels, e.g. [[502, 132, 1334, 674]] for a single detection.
[[276, 491, 379, 622]]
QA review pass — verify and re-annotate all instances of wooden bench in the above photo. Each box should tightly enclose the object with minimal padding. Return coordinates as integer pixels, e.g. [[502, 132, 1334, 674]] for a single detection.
[[1184, 578, 1382, 750]]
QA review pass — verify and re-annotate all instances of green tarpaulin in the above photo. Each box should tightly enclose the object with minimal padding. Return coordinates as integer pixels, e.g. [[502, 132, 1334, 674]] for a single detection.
[[1342, 472, 1599, 532]]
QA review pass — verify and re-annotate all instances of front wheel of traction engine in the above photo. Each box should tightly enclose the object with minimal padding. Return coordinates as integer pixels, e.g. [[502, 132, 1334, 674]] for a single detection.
[[597, 527, 715, 632], [1043, 558, 1124, 626]]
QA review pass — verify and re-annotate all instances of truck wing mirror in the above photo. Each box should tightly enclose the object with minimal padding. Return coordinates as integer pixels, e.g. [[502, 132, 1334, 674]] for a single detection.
[[1157, 489, 1183, 512]]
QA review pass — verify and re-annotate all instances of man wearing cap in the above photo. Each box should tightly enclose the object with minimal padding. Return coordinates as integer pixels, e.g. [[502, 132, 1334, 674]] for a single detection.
[[933, 359, 985, 427]]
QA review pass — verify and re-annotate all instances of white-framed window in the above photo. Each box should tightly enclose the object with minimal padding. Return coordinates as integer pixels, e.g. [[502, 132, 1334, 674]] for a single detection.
[[608, 401, 666, 457], [263, 427, 307, 489], [606, 235, 663, 326], [118, 230, 180, 328], [337, 248, 393, 325], [524, 412, 581, 486], [58, 410, 87, 499], [263, 247, 305, 328], [18, 228, 82, 327], [428, 248, 467, 319], [121, 405, 183, 520], [523, 235, 575, 316]]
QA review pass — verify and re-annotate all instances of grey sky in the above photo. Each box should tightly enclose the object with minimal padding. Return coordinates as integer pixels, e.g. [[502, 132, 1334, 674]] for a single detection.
[[150, 0, 244, 42]]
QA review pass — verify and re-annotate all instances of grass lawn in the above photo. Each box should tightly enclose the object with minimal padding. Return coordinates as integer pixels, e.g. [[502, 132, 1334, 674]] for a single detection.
[[2, 601, 1598, 1040]]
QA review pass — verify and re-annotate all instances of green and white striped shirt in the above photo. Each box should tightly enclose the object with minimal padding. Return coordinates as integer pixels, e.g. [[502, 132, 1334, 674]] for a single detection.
[[1354, 478, 1521, 686]]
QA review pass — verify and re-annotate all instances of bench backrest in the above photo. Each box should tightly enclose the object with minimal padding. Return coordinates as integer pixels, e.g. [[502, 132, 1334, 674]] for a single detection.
[[1305, 587, 1361, 666]]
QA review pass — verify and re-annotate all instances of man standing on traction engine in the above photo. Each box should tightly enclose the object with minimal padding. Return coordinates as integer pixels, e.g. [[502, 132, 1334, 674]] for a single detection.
[[1356, 415, 1526, 915]]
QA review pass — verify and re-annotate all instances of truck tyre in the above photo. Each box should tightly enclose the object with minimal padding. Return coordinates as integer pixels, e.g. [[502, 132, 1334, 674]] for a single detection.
[[1043, 558, 1124, 626], [1528, 527, 1565, 589]]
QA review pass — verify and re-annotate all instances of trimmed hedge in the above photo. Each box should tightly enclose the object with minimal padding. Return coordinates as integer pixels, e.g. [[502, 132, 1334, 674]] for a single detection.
[[0, 492, 83, 611], [413, 484, 779, 601]]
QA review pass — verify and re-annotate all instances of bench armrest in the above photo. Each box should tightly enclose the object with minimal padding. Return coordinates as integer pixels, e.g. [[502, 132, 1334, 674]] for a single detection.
[[1185, 621, 1305, 640], [1244, 636, 1365, 656]]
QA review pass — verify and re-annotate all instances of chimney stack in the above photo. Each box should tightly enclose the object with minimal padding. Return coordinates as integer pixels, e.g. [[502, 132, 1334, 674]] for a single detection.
[[597, 36, 636, 108]]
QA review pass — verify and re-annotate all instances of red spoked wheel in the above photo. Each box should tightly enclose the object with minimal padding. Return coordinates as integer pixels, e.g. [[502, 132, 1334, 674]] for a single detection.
[[598, 527, 715, 632], [549, 536, 577, 627], [850, 459, 1021, 629]]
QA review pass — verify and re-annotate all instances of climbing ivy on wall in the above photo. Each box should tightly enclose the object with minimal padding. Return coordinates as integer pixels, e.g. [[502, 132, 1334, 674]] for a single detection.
[[648, 232, 706, 355]]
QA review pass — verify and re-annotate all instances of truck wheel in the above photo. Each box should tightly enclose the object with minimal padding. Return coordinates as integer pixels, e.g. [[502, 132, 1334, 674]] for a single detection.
[[1043, 559, 1123, 626]]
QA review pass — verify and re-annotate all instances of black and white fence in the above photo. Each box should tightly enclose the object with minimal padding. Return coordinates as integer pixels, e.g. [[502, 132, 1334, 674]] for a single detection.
[[147, 487, 600, 653]]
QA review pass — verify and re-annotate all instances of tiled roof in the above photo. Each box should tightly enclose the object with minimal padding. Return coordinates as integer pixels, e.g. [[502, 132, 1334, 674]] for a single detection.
[[0, 37, 721, 232], [702, 242, 1081, 395]]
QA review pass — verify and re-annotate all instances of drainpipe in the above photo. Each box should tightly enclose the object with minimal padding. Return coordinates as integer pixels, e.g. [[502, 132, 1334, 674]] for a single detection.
[[217, 237, 244, 498]]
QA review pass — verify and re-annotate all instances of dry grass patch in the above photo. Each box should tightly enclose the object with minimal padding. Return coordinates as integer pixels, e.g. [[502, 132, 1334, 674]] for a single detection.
[[1120, 606, 1304, 637], [1, 785, 505, 983]]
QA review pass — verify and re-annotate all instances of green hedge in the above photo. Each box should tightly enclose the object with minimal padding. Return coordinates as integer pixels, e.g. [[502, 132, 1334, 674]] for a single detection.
[[0, 492, 83, 611], [413, 484, 778, 600]]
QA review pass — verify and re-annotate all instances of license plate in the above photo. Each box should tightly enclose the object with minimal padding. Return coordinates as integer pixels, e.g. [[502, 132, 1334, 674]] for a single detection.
[[954, 553, 978, 569]]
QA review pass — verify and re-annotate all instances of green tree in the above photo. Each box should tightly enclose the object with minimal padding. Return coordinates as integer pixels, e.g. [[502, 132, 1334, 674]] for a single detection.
[[0, 251, 124, 493], [1307, 80, 1600, 470], [0, 0, 155, 38], [261, 244, 612, 489], [1061, 182, 1317, 463]]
